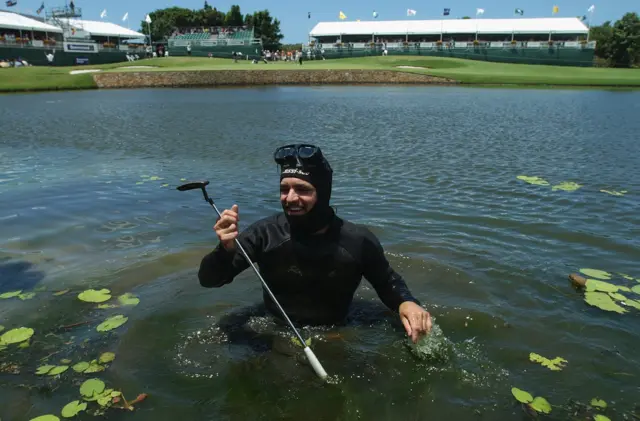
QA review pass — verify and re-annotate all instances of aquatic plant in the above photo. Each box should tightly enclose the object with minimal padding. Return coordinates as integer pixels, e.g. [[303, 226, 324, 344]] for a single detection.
[[96, 315, 128, 332], [78, 289, 111, 303], [516, 175, 549, 185], [552, 181, 581, 192], [511, 387, 551, 414], [529, 353, 567, 371]]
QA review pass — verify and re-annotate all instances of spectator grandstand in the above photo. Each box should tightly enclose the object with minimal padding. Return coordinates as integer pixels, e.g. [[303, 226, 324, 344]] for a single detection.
[[167, 25, 262, 58], [306, 17, 597, 67]]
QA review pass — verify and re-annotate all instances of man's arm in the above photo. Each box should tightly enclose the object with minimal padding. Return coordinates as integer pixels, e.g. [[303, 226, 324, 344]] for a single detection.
[[198, 223, 262, 288], [360, 228, 421, 312]]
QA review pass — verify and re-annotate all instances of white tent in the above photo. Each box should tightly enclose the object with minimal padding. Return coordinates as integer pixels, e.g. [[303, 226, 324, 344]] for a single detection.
[[310, 18, 588, 37], [63, 19, 144, 38], [0, 10, 63, 33]]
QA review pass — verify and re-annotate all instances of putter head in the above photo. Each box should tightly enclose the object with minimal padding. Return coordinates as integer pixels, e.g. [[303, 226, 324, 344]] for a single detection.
[[177, 181, 210, 192]]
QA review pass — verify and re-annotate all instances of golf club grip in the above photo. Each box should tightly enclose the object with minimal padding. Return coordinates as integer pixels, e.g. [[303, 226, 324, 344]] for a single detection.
[[304, 347, 328, 379]]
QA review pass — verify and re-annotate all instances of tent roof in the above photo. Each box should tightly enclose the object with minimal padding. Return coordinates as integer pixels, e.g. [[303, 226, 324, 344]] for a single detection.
[[310, 18, 589, 36], [0, 10, 63, 32], [64, 19, 144, 38]]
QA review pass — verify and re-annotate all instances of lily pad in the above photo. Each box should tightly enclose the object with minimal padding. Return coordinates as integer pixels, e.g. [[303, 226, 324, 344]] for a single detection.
[[29, 415, 60, 421], [580, 269, 612, 280], [623, 299, 640, 310], [97, 394, 112, 407], [594, 415, 611, 421], [96, 304, 119, 309], [60, 358, 72, 364], [632, 285, 640, 295], [19, 340, 30, 348], [99, 352, 115, 364], [61, 400, 87, 418], [585, 279, 618, 293], [529, 353, 567, 371], [590, 398, 607, 409], [96, 315, 128, 332], [53, 289, 70, 296], [118, 293, 140, 306], [135, 181, 144, 185], [78, 289, 111, 303], [19, 292, 36, 300], [72, 361, 90, 373], [552, 181, 581, 192], [83, 361, 105, 373], [530, 397, 552, 414], [0, 290, 22, 299], [600, 189, 627, 196], [1, 327, 34, 344], [149, 176, 163, 181], [516, 175, 549, 186], [80, 378, 105, 398], [48, 365, 69, 376], [291, 336, 312, 347], [36, 365, 55, 375], [619, 273, 634, 281], [608, 292, 628, 302], [584, 292, 627, 314], [0, 325, 4, 332], [180, 178, 187, 181], [511, 387, 533, 404]]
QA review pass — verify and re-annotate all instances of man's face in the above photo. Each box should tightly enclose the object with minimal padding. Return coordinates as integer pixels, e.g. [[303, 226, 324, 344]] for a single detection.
[[280, 177, 317, 215]]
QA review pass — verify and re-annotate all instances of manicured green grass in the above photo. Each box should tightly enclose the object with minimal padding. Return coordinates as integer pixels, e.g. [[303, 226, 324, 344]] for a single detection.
[[1, 55, 639, 93]]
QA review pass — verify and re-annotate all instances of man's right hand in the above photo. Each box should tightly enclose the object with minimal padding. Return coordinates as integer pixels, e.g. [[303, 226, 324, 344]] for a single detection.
[[214, 204, 239, 251]]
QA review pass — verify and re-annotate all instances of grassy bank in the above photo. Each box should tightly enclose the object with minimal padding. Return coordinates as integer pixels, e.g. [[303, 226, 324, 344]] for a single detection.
[[2, 56, 640, 92]]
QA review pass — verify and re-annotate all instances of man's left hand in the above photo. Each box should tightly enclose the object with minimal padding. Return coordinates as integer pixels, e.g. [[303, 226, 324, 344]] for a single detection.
[[399, 301, 432, 343]]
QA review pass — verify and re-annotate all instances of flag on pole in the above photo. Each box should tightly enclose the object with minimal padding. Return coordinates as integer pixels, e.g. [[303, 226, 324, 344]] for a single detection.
[[476, 8, 485, 16], [338, 11, 346, 20], [36, 1, 45, 14], [5, 0, 17, 7], [373, 10, 378, 18], [308, 12, 310, 19], [122, 12, 128, 22], [515, 8, 524, 16], [145, 14, 152, 23], [552, 5, 559, 14], [587, 5, 595, 13], [356, 19, 360, 22], [580, 15, 587, 21], [407, 9, 417, 16], [100, 9, 107, 19], [443, 8, 451, 16]]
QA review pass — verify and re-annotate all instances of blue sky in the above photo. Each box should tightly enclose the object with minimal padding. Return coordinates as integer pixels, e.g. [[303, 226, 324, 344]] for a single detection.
[[9, 0, 638, 42]]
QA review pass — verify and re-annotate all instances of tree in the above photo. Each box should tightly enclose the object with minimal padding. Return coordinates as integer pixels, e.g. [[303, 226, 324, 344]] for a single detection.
[[589, 12, 640, 67], [589, 21, 613, 60], [462, 16, 471, 19], [203, 1, 211, 11], [225, 4, 244, 26], [244, 10, 283, 48]]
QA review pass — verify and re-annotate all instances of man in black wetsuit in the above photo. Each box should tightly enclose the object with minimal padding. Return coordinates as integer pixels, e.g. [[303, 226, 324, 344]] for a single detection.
[[198, 144, 432, 343]]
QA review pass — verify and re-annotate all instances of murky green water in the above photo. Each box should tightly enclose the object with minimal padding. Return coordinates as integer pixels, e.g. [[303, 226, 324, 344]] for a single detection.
[[1, 87, 639, 421]]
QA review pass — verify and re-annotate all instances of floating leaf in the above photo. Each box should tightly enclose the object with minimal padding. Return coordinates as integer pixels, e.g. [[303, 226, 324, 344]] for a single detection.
[[80, 378, 105, 398], [78, 289, 111, 303], [1, 327, 34, 344], [511, 387, 533, 404], [591, 398, 607, 409], [118, 293, 139, 306], [584, 292, 626, 314], [36, 365, 55, 375], [141, 175, 150, 178], [53, 289, 70, 296], [72, 361, 90, 373], [608, 292, 628, 302], [48, 365, 69, 376], [61, 400, 87, 418], [619, 273, 634, 281], [632, 285, 640, 295], [594, 415, 611, 421], [529, 353, 567, 371], [29, 415, 60, 421], [291, 336, 312, 347], [516, 175, 549, 186], [19, 292, 36, 300], [96, 315, 128, 332], [0, 290, 22, 299], [19, 340, 30, 348], [180, 178, 187, 181], [135, 182, 144, 185], [618, 285, 632, 292], [99, 352, 115, 364], [0, 325, 4, 332], [83, 361, 105, 373], [96, 304, 119, 309], [110, 391, 121, 397], [149, 176, 163, 181], [580, 269, 612, 280], [161, 183, 169, 187], [585, 279, 618, 293], [552, 181, 581, 192], [623, 299, 640, 310], [600, 189, 626, 196], [60, 358, 72, 364], [530, 397, 552, 414], [97, 394, 112, 407]]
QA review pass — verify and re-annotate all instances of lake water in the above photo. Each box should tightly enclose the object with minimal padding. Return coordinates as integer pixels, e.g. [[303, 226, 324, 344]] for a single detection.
[[1, 86, 640, 421]]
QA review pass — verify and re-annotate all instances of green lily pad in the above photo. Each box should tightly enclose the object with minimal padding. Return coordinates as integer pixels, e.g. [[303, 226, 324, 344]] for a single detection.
[[600, 189, 626, 196], [118, 293, 140, 306], [36, 365, 55, 375], [161, 183, 169, 187], [584, 292, 627, 314], [19, 340, 30, 348], [1, 327, 34, 344], [53, 289, 70, 296], [135, 181, 144, 185], [61, 400, 87, 418], [632, 285, 640, 295], [97, 394, 112, 407], [623, 299, 640, 310], [60, 358, 72, 364], [180, 178, 187, 181], [552, 181, 581, 192], [511, 387, 533, 404], [590, 398, 607, 409], [618, 285, 632, 292], [530, 396, 552, 414], [149, 176, 163, 181], [80, 378, 105, 398], [594, 415, 611, 421], [529, 353, 567, 371], [98, 352, 115, 364], [0, 290, 22, 299], [48, 365, 69, 376], [141, 175, 150, 178], [19, 292, 36, 300], [619, 273, 634, 281], [110, 390, 121, 397], [96, 304, 119, 309], [585, 279, 618, 293], [517, 175, 549, 186], [291, 336, 312, 347], [83, 361, 105, 373], [96, 315, 128, 332], [29, 415, 60, 421], [580, 269, 612, 280], [78, 289, 111, 303], [72, 361, 90, 373], [0, 325, 4, 332], [608, 292, 628, 302]]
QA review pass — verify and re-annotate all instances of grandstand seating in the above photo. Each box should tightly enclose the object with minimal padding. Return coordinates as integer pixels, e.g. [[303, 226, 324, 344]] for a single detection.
[[173, 33, 211, 41]]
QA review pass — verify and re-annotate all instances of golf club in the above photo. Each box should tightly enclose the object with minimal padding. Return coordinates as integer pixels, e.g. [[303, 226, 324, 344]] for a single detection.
[[177, 180, 329, 380]]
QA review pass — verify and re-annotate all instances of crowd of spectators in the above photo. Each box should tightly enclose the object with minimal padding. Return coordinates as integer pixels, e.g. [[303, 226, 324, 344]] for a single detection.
[[171, 26, 247, 38]]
